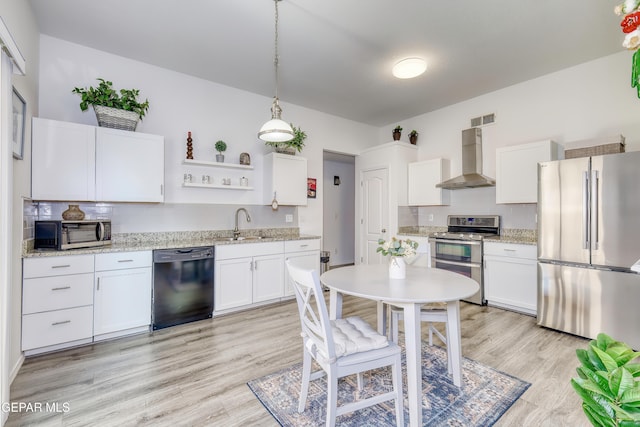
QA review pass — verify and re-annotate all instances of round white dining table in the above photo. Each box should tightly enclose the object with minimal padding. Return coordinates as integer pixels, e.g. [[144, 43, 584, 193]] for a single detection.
[[320, 264, 479, 427]]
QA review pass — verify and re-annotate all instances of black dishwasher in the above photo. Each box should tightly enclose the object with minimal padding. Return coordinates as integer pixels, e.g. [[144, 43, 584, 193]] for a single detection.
[[152, 246, 214, 330]]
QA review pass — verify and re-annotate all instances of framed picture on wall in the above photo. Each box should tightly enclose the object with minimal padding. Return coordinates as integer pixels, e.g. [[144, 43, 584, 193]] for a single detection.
[[307, 178, 316, 198], [12, 87, 26, 160]]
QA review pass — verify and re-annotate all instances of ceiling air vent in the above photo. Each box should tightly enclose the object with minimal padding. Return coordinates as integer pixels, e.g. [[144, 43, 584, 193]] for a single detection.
[[470, 112, 496, 128]]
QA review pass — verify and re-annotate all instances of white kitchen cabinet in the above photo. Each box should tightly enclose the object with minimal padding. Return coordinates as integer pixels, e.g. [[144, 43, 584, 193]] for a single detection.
[[484, 242, 537, 315], [284, 239, 321, 296], [407, 158, 450, 206], [263, 153, 307, 206], [93, 251, 152, 340], [215, 241, 285, 312], [31, 117, 96, 201], [96, 127, 165, 202], [22, 254, 95, 354], [495, 139, 562, 204]]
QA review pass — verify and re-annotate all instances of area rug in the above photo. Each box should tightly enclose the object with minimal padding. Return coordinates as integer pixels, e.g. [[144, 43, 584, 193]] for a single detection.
[[247, 343, 530, 426]]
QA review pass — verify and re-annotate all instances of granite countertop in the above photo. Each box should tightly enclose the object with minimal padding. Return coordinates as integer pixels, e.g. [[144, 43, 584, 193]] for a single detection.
[[23, 228, 320, 258], [397, 226, 537, 246]]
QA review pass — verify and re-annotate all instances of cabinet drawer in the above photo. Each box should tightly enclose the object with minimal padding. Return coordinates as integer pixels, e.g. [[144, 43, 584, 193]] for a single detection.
[[484, 242, 536, 259], [23, 255, 94, 278], [284, 239, 320, 253], [23, 273, 94, 314], [216, 241, 284, 260], [95, 251, 152, 271], [22, 306, 93, 351]]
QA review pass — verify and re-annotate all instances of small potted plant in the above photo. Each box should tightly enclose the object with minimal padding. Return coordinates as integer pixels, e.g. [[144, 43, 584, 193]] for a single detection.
[[215, 140, 227, 162], [72, 78, 150, 131], [264, 124, 306, 155], [409, 130, 419, 145], [393, 125, 402, 141]]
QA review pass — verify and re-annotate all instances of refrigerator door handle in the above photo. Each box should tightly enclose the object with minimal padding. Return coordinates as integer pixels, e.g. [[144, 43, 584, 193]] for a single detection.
[[583, 171, 590, 250], [591, 169, 599, 250]]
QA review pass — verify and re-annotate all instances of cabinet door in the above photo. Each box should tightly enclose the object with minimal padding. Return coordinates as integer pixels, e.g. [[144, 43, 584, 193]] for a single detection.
[[31, 118, 96, 201], [407, 158, 450, 206], [264, 153, 307, 206], [95, 127, 165, 202], [253, 253, 285, 303], [484, 255, 537, 315], [284, 251, 320, 296], [94, 267, 152, 336], [214, 257, 253, 311]]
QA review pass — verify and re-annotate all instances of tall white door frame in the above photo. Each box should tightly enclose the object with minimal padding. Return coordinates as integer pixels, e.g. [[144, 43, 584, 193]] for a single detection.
[[359, 167, 389, 265]]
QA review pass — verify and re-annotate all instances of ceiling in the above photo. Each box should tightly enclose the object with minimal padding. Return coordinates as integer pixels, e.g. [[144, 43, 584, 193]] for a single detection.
[[29, 0, 623, 127]]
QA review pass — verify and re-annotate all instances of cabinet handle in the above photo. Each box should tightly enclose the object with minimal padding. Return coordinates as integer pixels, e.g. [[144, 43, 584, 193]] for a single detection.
[[300, 244, 309, 248], [51, 286, 71, 291], [97, 277, 100, 291], [117, 259, 134, 263], [51, 320, 71, 326], [160, 184, 164, 196], [503, 249, 517, 252], [254, 260, 257, 270], [51, 264, 71, 269]]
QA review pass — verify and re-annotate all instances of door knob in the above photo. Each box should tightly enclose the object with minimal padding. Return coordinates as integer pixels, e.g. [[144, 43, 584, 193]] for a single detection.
[[381, 229, 387, 233]]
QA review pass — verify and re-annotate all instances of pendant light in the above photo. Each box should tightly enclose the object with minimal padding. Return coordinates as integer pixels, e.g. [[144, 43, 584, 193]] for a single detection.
[[258, 0, 294, 142]]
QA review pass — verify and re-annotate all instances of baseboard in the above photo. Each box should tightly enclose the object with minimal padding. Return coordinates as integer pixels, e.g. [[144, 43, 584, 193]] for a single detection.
[[9, 353, 24, 384]]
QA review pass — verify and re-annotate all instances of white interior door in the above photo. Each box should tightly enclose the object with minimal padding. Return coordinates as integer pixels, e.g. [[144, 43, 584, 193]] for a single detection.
[[361, 168, 388, 265]]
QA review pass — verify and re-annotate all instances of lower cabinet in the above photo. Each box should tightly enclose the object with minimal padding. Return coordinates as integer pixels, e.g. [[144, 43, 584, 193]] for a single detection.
[[483, 242, 537, 316], [93, 252, 152, 340], [215, 242, 285, 312], [284, 240, 321, 296]]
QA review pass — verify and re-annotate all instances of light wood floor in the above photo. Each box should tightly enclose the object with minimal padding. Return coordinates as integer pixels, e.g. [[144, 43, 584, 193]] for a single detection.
[[7, 296, 591, 426]]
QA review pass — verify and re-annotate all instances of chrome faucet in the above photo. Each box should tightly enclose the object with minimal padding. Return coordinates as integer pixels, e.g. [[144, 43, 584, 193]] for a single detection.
[[233, 208, 251, 239]]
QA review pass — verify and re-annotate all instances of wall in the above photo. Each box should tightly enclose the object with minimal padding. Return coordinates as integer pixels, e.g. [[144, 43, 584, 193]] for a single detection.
[[385, 51, 640, 229], [37, 35, 379, 237], [1, 0, 40, 420], [322, 157, 355, 266]]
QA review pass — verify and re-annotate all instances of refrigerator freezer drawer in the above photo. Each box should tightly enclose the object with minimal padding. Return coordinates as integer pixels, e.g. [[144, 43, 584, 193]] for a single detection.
[[538, 262, 640, 349]]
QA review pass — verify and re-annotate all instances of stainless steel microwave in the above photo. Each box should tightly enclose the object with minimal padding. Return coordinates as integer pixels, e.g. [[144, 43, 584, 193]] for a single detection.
[[34, 220, 112, 250]]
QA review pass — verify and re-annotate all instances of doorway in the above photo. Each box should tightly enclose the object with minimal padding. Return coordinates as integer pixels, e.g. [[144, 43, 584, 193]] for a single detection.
[[322, 151, 355, 269], [360, 167, 388, 265]]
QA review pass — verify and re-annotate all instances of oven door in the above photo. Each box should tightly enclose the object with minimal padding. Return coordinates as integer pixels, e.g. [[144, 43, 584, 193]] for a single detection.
[[430, 238, 484, 304]]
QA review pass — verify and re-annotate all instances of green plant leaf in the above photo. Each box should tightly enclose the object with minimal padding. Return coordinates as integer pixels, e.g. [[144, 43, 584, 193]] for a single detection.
[[593, 346, 619, 373], [622, 387, 640, 405], [588, 347, 607, 372], [583, 403, 616, 427], [578, 349, 596, 372], [618, 421, 640, 427], [577, 367, 613, 397], [572, 379, 616, 419]]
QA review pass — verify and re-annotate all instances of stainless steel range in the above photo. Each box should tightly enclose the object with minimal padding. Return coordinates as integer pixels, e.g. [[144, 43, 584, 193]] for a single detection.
[[429, 215, 500, 305]]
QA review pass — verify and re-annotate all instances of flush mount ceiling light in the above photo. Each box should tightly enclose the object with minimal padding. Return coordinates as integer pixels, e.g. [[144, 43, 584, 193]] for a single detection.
[[392, 57, 427, 79], [258, 0, 294, 143]]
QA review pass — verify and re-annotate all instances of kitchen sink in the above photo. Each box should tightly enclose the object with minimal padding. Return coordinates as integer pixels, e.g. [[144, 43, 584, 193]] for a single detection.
[[217, 236, 263, 242]]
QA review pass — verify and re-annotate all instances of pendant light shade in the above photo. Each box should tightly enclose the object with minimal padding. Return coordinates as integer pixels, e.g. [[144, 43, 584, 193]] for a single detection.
[[258, 0, 294, 142]]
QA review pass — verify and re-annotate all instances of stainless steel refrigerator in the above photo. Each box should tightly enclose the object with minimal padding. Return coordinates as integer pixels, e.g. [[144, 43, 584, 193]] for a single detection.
[[537, 151, 640, 349]]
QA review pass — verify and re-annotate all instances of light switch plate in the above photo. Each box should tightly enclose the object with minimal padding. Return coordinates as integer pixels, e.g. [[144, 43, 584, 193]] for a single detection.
[[285, 214, 293, 223]]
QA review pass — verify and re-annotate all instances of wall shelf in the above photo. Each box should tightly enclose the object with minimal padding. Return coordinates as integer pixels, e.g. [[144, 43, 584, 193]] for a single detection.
[[182, 159, 254, 170], [182, 183, 253, 191]]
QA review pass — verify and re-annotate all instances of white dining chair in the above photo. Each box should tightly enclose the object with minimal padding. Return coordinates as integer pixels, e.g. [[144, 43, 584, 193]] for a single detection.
[[286, 260, 404, 427]]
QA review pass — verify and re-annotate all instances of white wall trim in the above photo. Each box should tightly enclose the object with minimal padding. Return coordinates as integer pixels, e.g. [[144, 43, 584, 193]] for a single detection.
[[0, 17, 25, 75]]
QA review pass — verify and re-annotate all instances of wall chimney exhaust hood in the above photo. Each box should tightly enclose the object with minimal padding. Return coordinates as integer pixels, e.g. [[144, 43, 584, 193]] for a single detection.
[[436, 127, 495, 189]]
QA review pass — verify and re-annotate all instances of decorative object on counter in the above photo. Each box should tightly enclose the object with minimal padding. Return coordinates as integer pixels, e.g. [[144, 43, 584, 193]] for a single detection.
[[271, 192, 279, 210], [571, 332, 640, 427], [214, 140, 227, 162], [240, 176, 249, 187], [186, 131, 193, 159], [257, 0, 294, 143], [62, 204, 85, 220], [409, 130, 419, 145], [307, 178, 316, 198], [239, 152, 251, 165], [72, 78, 149, 131], [264, 123, 306, 155], [12, 87, 26, 160], [615, 1, 640, 97], [393, 125, 402, 141], [377, 237, 418, 279]]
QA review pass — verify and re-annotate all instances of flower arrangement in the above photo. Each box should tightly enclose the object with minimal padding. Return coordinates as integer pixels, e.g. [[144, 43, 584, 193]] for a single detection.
[[377, 237, 418, 258], [615, 0, 640, 97]]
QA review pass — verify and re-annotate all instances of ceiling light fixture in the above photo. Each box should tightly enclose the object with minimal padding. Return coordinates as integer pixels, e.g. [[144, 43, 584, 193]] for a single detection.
[[392, 57, 427, 79], [258, 0, 294, 143]]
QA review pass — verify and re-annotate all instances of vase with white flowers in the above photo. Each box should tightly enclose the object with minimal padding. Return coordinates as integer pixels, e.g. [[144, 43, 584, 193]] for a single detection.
[[377, 237, 419, 279]]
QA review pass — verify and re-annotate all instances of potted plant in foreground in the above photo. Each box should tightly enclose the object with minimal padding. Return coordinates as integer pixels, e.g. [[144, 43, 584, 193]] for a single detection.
[[264, 124, 306, 155], [72, 78, 150, 131], [393, 125, 402, 141], [571, 332, 640, 426], [215, 140, 227, 162]]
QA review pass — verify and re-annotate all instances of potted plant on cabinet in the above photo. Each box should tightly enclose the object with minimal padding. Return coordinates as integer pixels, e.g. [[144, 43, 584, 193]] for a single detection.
[[215, 140, 227, 162], [72, 78, 150, 131], [264, 124, 306, 155], [393, 125, 402, 141], [409, 130, 419, 145]]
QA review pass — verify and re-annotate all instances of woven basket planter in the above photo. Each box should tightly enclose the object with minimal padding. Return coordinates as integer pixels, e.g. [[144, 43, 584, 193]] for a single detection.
[[274, 144, 296, 155], [93, 105, 139, 131]]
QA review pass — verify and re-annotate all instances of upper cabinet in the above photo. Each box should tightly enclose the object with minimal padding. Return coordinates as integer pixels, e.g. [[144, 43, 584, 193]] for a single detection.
[[263, 153, 307, 206], [407, 158, 450, 206], [95, 128, 164, 202], [495, 139, 562, 204], [31, 118, 165, 203], [32, 118, 96, 201]]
